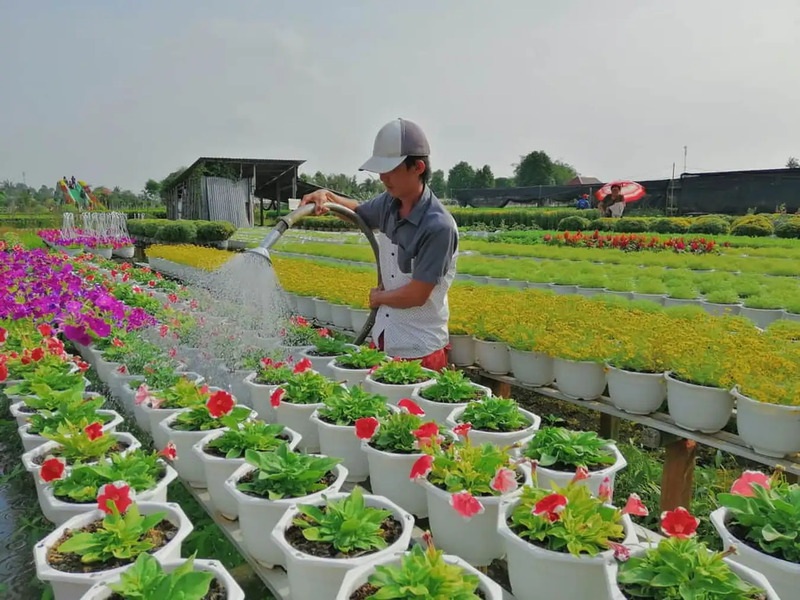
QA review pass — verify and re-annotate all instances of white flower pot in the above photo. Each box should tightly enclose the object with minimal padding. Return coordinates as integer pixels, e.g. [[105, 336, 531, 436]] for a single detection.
[[10, 401, 40, 428], [363, 442, 429, 517], [448, 334, 476, 367], [92, 247, 113, 259], [710, 507, 793, 600], [665, 372, 733, 433], [244, 372, 287, 424], [474, 339, 511, 375], [701, 300, 742, 317], [34, 502, 192, 600], [94, 354, 121, 385], [410, 381, 491, 425], [740, 306, 783, 329], [350, 308, 371, 333], [363, 369, 437, 407], [193, 426, 301, 520], [733, 387, 800, 458], [329, 361, 371, 388], [554, 358, 606, 400], [79, 558, 244, 600], [22, 432, 141, 515], [575, 286, 603, 298], [18, 410, 123, 453], [108, 369, 142, 400], [550, 283, 578, 295], [274, 398, 325, 453], [157, 408, 257, 488], [41, 463, 177, 526], [782, 309, 800, 322], [295, 295, 316, 319], [218, 368, 253, 408], [330, 304, 352, 329], [300, 345, 358, 378], [225, 463, 347, 568], [525, 442, 628, 501], [498, 497, 637, 600], [446, 405, 541, 450], [605, 366, 666, 415], [664, 297, 700, 308], [630, 292, 666, 305], [111, 245, 135, 259], [310, 411, 374, 482], [421, 466, 531, 566], [271, 491, 415, 599], [313, 298, 333, 324], [509, 348, 555, 386], [283, 292, 298, 311], [335, 551, 504, 600]]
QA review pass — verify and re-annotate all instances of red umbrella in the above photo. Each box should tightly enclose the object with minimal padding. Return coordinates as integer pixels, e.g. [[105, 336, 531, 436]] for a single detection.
[[594, 181, 646, 203]]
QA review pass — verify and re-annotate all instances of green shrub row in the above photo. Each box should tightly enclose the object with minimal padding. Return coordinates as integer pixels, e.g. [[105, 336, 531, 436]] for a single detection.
[[127, 219, 235, 243], [554, 214, 800, 237]]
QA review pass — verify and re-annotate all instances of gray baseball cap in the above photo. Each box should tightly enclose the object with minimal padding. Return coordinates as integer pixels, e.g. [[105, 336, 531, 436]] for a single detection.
[[359, 118, 430, 174]]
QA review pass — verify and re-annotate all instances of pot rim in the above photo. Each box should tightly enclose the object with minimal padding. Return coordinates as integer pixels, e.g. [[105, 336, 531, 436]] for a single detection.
[[223, 462, 348, 507]]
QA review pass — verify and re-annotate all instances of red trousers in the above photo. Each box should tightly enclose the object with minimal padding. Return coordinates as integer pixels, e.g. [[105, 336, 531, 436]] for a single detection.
[[377, 333, 449, 372]]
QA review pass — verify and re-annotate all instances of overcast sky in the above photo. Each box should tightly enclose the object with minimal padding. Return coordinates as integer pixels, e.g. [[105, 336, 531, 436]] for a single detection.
[[2, 0, 799, 192]]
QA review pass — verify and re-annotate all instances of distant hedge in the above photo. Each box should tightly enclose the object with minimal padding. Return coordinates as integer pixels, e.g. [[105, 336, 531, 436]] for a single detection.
[[127, 219, 235, 243]]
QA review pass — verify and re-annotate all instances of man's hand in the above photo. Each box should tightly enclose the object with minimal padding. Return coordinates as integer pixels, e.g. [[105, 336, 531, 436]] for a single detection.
[[300, 190, 331, 215], [369, 287, 384, 309]]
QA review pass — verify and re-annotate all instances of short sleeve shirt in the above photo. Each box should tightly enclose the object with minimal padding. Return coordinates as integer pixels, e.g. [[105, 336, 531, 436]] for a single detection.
[[355, 187, 458, 357]]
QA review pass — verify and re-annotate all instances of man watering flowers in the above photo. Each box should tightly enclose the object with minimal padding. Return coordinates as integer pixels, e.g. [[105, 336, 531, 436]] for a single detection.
[[301, 118, 458, 371]]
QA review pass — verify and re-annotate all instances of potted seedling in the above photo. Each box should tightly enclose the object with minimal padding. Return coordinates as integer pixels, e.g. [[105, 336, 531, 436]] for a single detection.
[[410, 368, 490, 424], [329, 346, 388, 387], [271, 366, 338, 453], [299, 328, 358, 377], [364, 359, 436, 406], [446, 396, 541, 449], [134, 378, 211, 448]]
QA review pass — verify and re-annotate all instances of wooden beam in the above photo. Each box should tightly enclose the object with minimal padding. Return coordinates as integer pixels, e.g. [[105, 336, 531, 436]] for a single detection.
[[660, 438, 696, 511]]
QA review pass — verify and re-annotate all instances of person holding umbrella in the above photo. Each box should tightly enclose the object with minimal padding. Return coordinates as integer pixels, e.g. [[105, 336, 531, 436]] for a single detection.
[[598, 183, 625, 218]]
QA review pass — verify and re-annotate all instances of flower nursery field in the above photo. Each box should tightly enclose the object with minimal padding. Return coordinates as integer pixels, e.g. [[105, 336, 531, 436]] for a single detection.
[[1, 232, 799, 600]]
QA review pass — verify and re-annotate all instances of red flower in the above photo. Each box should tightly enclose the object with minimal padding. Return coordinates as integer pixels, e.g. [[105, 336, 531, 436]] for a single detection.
[[270, 388, 284, 408], [159, 325, 169, 338], [122, 273, 130, 282], [111, 269, 118, 277], [293, 358, 312, 374], [608, 541, 630, 562], [490, 468, 518, 494], [317, 328, 331, 337], [117, 364, 127, 374], [207, 390, 235, 417], [40, 457, 66, 483], [76, 360, 89, 372], [598, 477, 613, 502], [0, 327, 6, 343], [730, 471, 770, 497], [168, 293, 178, 303], [169, 347, 177, 358], [84, 422, 104, 440], [148, 280, 156, 287], [412, 422, 439, 440], [533, 493, 568, 522], [453, 422, 472, 437], [621, 493, 649, 517], [30, 347, 44, 362], [571, 466, 589, 483], [112, 337, 124, 347], [355, 417, 379, 439], [200, 384, 210, 394], [190, 299, 199, 309], [397, 399, 425, 416], [135, 384, 152, 406], [449, 491, 485, 519], [409, 454, 434, 480], [37, 324, 52, 337], [660, 507, 698, 538], [159, 442, 177, 461], [97, 481, 133, 515], [0, 363, 7, 382]]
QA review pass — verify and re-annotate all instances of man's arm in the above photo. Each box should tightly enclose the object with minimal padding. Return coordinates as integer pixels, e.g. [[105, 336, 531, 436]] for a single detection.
[[300, 190, 385, 230], [370, 280, 435, 309]]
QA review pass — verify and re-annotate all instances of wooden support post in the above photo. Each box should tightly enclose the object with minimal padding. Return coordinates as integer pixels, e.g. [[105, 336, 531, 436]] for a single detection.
[[480, 376, 511, 399], [599, 414, 620, 441], [660, 438, 696, 512]]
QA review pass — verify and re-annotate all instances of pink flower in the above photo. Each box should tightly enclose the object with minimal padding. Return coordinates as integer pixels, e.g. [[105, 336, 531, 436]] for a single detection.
[[168, 293, 178, 303], [412, 422, 439, 440], [409, 454, 434, 480], [369, 365, 379, 374], [293, 358, 312, 374], [355, 417, 380, 440], [490, 468, 518, 494], [270, 388, 284, 408], [159, 442, 177, 461], [453, 422, 472, 437], [84, 422, 104, 440], [190, 299, 198, 310], [97, 482, 133, 515], [317, 328, 331, 337], [117, 364, 127, 374], [207, 390, 235, 417], [598, 477, 613, 502], [660, 507, 698, 538], [622, 493, 649, 517], [571, 466, 589, 483], [397, 399, 425, 416], [169, 347, 177, 358], [135, 383, 152, 406], [533, 493, 568, 522], [449, 491, 485, 519], [40, 456, 66, 483], [730, 471, 770, 497], [608, 541, 630, 562], [112, 337, 124, 347], [0, 327, 6, 343], [159, 325, 169, 338]]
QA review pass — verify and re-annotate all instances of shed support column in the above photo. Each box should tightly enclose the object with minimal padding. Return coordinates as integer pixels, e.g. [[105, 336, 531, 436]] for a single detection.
[[660, 437, 696, 512]]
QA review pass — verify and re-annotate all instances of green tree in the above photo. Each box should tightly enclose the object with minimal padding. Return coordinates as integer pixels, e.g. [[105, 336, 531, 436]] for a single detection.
[[447, 161, 476, 192], [429, 169, 447, 197], [514, 151, 554, 186], [143, 179, 161, 201], [159, 167, 187, 202], [787, 157, 799, 169], [473, 165, 495, 189], [551, 160, 579, 185], [494, 177, 515, 188]]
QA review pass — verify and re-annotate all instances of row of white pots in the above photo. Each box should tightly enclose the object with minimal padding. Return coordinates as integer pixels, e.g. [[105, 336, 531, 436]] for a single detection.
[[287, 293, 371, 333], [448, 335, 800, 457]]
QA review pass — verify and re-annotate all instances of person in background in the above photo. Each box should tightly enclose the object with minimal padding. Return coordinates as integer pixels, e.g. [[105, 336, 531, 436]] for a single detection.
[[576, 194, 590, 210], [599, 184, 624, 217], [301, 118, 457, 371]]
